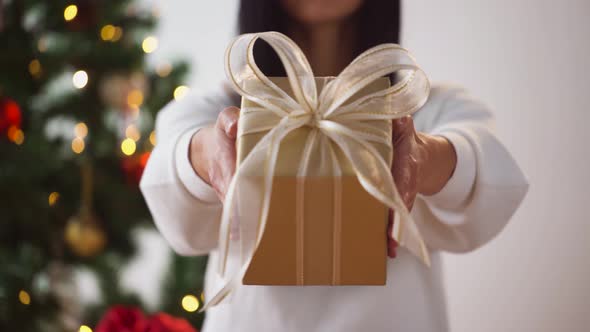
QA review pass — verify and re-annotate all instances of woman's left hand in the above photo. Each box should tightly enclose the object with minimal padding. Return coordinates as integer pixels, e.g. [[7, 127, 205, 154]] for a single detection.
[[387, 116, 458, 257]]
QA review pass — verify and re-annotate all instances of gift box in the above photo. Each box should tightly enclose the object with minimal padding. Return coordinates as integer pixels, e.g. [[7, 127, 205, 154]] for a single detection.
[[238, 77, 392, 285], [201, 31, 430, 311]]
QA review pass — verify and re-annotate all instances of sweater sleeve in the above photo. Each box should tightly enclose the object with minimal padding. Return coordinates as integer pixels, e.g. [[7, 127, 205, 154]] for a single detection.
[[413, 84, 529, 253], [140, 84, 237, 256]]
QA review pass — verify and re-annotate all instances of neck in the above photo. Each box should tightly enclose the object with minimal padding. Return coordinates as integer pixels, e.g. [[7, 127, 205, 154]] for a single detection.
[[289, 19, 357, 76]]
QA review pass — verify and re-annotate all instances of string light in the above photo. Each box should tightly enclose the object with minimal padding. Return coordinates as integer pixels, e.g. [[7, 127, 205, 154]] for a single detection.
[[74, 122, 88, 138], [72, 137, 85, 154], [156, 62, 172, 77], [181, 295, 199, 312], [100, 25, 116, 41], [18, 290, 31, 305], [149, 131, 156, 145], [112, 27, 123, 42], [48, 192, 60, 206], [28, 59, 42, 77], [37, 37, 48, 53], [79, 325, 93, 332], [142, 36, 158, 53], [7, 125, 23, 144], [125, 124, 141, 141], [73, 70, 89, 89], [121, 138, 136, 156], [7, 126, 24, 145], [173, 85, 189, 100], [63, 4, 78, 21], [100, 25, 123, 42], [127, 89, 144, 108]]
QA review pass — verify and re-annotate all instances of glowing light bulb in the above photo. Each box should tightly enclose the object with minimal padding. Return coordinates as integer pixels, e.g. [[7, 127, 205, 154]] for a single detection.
[[29, 59, 42, 77], [156, 62, 172, 77], [149, 131, 156, 146], [74, 122, 88, 138], [181, 295, 199, 312], [18, 290, 31, 305], [112, 27, 123, 42], [125, 124, 141, 141], [121, 138, 136, 156], [142, 36, 158, 53], [9, 128, 25, 145], [127, 89, 144, 108], [173, 85, 189, 100], [79, 325, 93, 332], [73, 70, 89, 89], [48, 192, 60, 206], [100, 25, 116, 41], [37, 37, 48, 53], [72, 137, 85, 154], [64, 4, 78, 21]]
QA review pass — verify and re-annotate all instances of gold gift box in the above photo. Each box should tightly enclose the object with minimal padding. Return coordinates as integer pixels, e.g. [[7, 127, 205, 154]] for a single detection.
[[238, 77, 392, 285]]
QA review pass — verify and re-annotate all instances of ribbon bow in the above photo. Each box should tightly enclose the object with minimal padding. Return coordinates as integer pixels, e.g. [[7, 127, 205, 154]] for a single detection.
[[201, 31, 430, 311]]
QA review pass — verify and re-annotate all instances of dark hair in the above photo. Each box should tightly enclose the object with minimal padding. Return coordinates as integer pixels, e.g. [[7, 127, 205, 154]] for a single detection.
[[238, 0, 401, 76]]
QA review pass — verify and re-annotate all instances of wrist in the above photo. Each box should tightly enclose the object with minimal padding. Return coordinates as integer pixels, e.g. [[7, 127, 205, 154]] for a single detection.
[[189, 127, 212, 185], [417, 133, 457, 195]]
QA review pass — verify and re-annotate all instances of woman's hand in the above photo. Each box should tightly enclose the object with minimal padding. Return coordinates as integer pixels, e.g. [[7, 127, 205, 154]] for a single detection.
[[387, 116, 458, 257], [189, 106, 240, 201]]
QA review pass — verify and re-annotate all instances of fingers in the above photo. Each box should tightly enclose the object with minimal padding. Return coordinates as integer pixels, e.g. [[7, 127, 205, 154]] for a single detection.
[[391, 116, 415, 144], [216, 106, 240, 139], [387, 210, 398, 258], [391, 115, 419, 210]]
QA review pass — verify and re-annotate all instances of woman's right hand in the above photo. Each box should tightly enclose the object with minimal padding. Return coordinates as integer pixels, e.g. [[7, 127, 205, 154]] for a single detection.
[[189, 106, 240, 201]]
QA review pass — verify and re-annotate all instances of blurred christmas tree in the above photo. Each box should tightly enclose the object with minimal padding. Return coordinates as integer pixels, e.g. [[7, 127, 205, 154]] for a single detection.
[[0, 1, 207, 331]]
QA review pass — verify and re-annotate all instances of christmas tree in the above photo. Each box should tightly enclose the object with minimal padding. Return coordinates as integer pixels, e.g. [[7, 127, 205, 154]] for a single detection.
[[0, 1, 207, 331]]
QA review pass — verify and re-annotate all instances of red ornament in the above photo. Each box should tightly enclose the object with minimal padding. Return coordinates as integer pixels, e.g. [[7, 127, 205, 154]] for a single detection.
[[145, 313, 198, 332], [95, 306, 147, 332], [121, 151, 151, 185], [0, 97, 22, 134], [95, 306, 198, 332]]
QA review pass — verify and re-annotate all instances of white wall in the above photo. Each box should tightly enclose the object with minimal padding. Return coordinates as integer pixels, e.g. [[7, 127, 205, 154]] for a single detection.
[[141, 1, 590, 330]]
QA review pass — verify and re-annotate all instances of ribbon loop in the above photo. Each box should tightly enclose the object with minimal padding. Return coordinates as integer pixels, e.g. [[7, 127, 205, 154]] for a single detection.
[[201, 31, 431, 312]]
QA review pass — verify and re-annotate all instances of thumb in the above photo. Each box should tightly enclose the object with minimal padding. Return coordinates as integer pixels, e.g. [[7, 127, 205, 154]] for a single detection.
[[217, 106, 240, 139], [391, 116, 414, 142]]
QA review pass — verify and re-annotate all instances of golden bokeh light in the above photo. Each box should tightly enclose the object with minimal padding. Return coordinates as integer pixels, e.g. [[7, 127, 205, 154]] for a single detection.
[[112, 27, 123, 42], [127, 89, 144, 108], [48, 192, 60, 206], [64, 4, 78, 21], [173, 85, 189, 100], [73, 70, 89, 89], [18, 290, 31, 305], [72, 137, 85, 154], [100, 25, 115, 41], [156, 62, 172, 77], [79, 325, 93, 332], [121, 138, 136, 156], [74, 122, 88, 138], [8, 127, 25, 145], [181, 295, 200, 312], [28, 59, 42, 77], [37, 37, 48, 53], [125, 124, 141, 141], [149, 131, 156, 146], [142, 36, 158, 54], [100, 25, 123, 42]]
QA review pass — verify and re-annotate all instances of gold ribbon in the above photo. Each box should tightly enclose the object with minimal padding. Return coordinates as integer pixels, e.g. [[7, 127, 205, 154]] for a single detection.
[[200, 31, 431, 311]]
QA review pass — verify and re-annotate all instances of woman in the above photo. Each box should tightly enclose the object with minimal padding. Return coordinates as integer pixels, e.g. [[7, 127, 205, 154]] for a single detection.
[[140, 0, 528, 331]]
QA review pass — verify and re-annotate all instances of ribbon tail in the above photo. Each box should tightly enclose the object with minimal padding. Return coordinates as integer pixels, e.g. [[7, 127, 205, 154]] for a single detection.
[[320, 124, 431, 266], [204, 119, 305, 310]]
